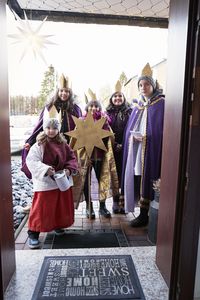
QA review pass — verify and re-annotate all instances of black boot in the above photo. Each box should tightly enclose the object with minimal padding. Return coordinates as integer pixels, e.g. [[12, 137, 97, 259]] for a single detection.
[[99, 201, 111, 218], [118, 195, 125, 214], [130, 208, 149, 227], [86, 201, 95, 219], [112, 195, 125, 214], [112, 194, 120, 214]]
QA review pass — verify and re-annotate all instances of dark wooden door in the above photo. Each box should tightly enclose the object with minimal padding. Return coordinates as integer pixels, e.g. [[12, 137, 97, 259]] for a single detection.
[[0, 0, 16, 297], [156, 0, 200, 299], [171, 2, 200, 298]]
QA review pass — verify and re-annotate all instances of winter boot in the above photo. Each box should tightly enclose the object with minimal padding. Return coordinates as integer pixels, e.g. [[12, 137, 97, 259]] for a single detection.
[[99, 201, 111, 218], [112, 195, 125, 214], [112, 194, 120, 214], [86, 201, 95, 219], [27, 230, 40, 249], [118, 195, 125, 214], [130, 207, 149, 227]]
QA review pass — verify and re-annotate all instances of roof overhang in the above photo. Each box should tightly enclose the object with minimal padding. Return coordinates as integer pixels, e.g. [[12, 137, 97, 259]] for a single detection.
[[7, 0, 169, 28]]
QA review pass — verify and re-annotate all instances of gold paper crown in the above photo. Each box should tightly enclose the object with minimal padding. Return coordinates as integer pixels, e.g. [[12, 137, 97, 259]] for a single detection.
[[115, 80, 122, 93], [43, 105, 62, 123], [141, 63, 153, 77], [58, 74, 72, 89], [87, 88, 97, 101]]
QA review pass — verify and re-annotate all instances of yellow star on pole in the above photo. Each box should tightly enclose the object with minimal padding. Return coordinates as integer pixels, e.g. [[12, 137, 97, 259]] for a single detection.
[[66, 112, 114, 158]]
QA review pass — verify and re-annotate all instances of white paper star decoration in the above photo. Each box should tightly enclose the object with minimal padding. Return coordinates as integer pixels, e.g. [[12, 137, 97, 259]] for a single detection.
[[8, 11, 55, 64]]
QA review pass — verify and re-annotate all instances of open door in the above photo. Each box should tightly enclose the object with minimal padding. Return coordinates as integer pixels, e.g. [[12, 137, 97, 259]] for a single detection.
[[0, 0, 16, 297], [156, 0, 200, 299], [170, 1, 200, 298]]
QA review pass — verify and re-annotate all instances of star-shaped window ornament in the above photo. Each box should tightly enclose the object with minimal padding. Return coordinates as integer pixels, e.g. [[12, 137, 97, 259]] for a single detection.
[[66, 112, 114, 158], [8, 11, 56, 64]]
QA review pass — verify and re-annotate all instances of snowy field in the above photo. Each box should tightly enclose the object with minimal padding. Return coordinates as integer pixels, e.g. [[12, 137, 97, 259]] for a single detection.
[[10, 115, 38, 153]]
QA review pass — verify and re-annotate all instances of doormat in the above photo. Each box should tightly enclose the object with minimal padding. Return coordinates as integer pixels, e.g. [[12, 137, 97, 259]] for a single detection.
[[31, 255, 146, 300], [43, 229, 129, 249]]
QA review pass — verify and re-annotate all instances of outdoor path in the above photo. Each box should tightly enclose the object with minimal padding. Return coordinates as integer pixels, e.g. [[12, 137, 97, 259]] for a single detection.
[[15, 198, 152, 250], [11, 174, 167, 300], [14, 166, 152, 249]]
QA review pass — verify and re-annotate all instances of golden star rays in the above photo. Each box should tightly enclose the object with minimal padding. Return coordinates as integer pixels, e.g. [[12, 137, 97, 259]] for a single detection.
[[66, 112, 113, 158], [8, 12, 55, 64]]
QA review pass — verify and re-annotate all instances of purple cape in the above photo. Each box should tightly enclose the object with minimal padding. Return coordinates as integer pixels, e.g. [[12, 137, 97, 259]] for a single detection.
[[121, 93, 165, 212], [106, 103, 132, 182]]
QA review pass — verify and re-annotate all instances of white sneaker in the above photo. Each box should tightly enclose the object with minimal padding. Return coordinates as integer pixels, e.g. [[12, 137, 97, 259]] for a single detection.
[[28, 238, 40, 249], [54, 229, 65, 236]]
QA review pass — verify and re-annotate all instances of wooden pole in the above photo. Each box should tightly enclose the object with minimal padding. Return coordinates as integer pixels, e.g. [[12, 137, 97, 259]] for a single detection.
[[88, 164, 92, 220]]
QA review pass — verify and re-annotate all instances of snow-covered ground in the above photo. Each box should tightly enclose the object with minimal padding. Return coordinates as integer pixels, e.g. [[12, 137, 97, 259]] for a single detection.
[[10, 115, 38, 153]]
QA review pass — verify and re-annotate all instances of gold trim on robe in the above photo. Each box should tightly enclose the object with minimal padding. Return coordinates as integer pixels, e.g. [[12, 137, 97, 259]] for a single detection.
[[71, 137, 119, 208], [99, 137, 119, 201]]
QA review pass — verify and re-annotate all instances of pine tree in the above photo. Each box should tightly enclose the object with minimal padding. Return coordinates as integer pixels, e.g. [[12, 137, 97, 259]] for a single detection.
[[38, 65, 56, 109]]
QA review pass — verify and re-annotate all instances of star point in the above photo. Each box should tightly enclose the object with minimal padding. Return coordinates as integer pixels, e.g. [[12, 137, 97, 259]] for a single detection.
[[66, 112, 113, 158], [8, 11, 56, 64]]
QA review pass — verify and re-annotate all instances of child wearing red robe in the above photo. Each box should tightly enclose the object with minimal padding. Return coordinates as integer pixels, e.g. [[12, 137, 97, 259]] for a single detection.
[[26, 118, 78, 249]]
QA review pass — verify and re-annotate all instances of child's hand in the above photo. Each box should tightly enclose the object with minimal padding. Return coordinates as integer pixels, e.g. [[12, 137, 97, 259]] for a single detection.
[[64, 169, 70, 176], [133, 136, 143, 142], [87, 159, 93, 167], [115, 143, 122, 152], [24, 143, 31, 151], [47, 167, 55, 176], [129, 135, 143, 144]]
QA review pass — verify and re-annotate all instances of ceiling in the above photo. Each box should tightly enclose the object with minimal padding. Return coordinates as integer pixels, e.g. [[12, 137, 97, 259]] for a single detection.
[[7, 0, 169, 28]]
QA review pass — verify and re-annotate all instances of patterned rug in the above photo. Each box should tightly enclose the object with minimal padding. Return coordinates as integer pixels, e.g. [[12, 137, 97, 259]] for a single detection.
[[31, 255, 146, 299]]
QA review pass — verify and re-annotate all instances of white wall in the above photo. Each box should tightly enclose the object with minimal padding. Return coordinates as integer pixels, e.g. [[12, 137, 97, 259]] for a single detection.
[[125, 59, 167, 102]]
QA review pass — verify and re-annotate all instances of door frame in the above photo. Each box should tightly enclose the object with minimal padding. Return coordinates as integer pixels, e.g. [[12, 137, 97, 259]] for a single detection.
[[1, 0, 200, 298], [156, 0, 200, 299], [0, 0, 16, 297]]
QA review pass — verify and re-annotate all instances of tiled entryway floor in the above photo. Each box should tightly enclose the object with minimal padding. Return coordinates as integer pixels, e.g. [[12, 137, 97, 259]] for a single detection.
[[9, 159, 169, 300], [5, 247, 169, 300], [10, 195, 169, 300], [15, 197, 153, 250]]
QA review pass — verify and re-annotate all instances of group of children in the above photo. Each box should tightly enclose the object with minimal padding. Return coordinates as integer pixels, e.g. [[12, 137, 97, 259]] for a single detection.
[[23, 74, 131, 249], [23, 63, 165, 249]]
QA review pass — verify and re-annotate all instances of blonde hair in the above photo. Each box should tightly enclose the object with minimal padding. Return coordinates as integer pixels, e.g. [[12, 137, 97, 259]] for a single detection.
[[36, 131, 67, 145]]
